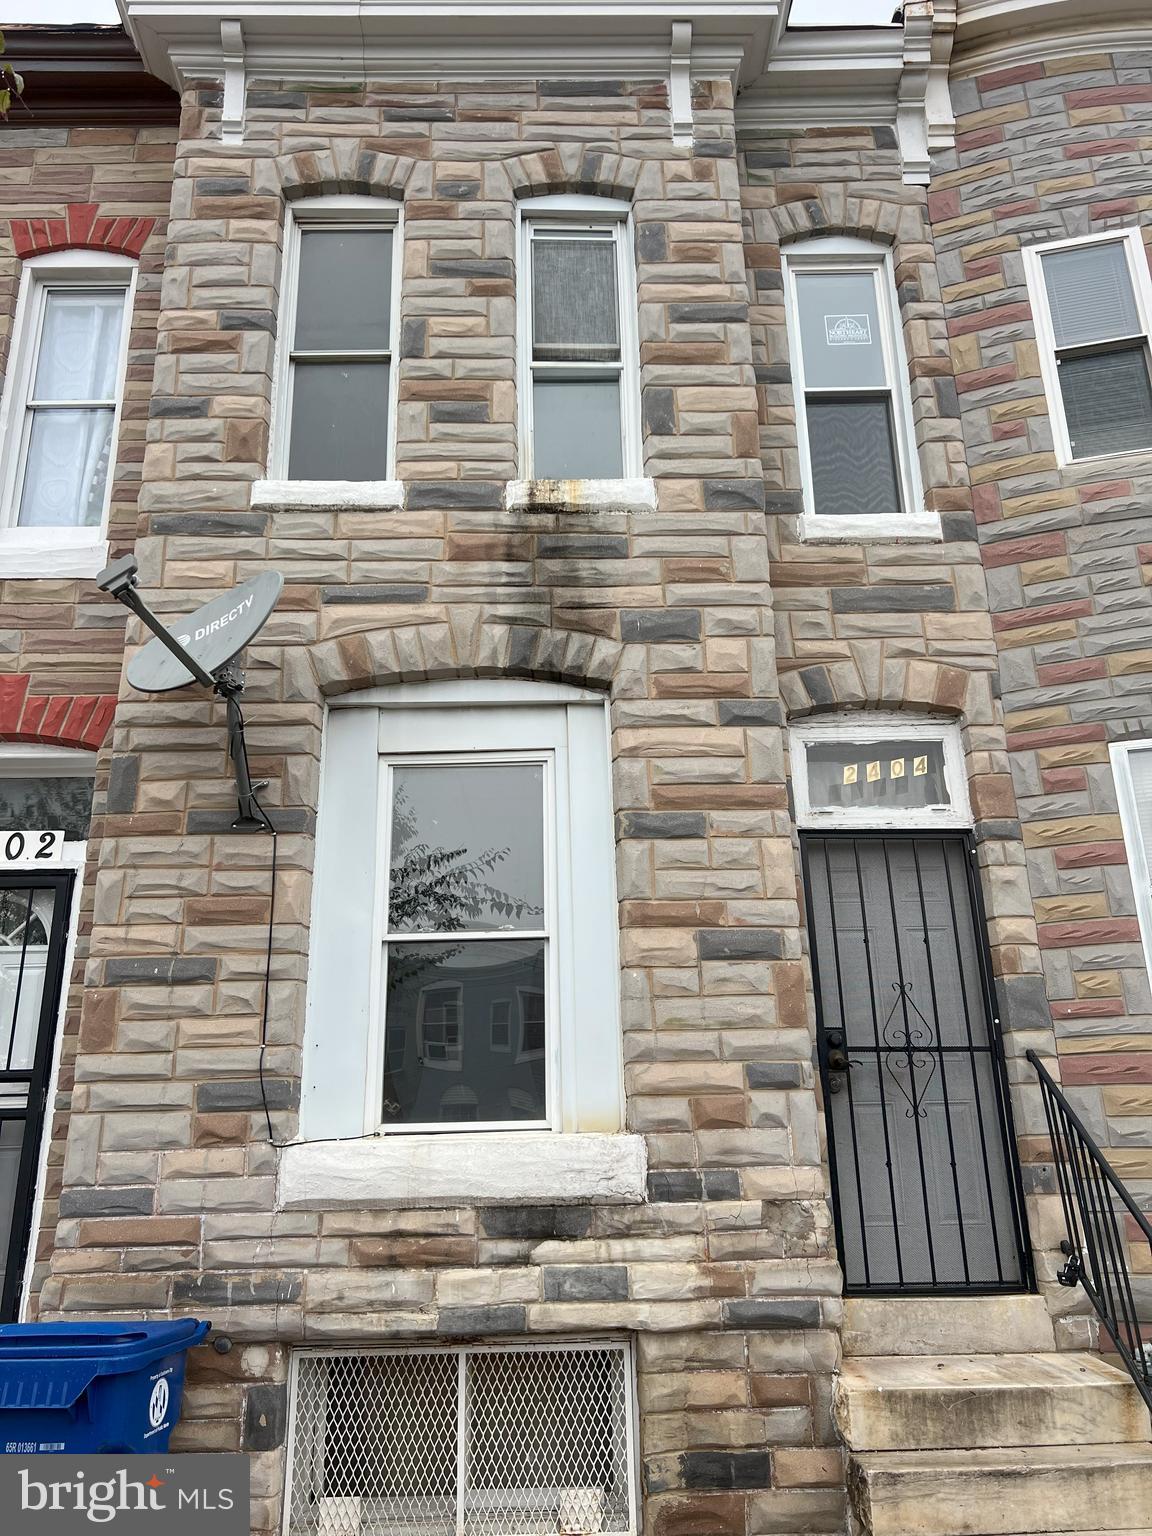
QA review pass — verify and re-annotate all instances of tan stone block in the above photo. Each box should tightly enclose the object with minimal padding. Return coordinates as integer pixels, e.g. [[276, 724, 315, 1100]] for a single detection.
[[1107, 649, 1152, 677], [969, 452, 1058, 486], [1022, 816, 1124, 848], [1102, 1086, 1152, 1116], [1004, 705, 1070, 730], [989, 397, 1048, 423], [1069, 106, 1127, 125], [997, 620, 1079, 647], [1036, 174, 1095, 195], [771, 1448, 844, 1488], [1021, 557, 1070, 584], [941, 275, 1006, 303], [1002, 489, 1080, 518], [1036, 743, 1110, 768], [1075, 971, 1123, 998], [620, 929, 698, 967], [1034, 894, 1110, 923]]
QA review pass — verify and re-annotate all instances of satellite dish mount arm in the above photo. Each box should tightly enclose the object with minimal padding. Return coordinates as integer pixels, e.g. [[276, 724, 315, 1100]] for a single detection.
[[96, 556, 270, 831]]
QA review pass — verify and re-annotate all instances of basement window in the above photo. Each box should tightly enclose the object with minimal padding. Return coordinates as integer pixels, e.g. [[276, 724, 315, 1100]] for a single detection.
[[284, 1341, 638, 1536]]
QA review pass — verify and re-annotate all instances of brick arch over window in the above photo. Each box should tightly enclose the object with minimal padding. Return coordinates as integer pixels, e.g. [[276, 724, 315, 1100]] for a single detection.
[[755, 191, 920, 248], [780, 655, 987, 724], [309, 618, 625, 698], [275, 147, 421, 201], [10, 203, 155, 260], [499, 147, 641, 202], [0, 677, 115, 750]]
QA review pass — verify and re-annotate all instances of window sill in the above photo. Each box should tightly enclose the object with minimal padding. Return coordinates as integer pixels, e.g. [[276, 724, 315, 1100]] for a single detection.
[[505, 478, 657, 514], [799, 511, 942, 543], [0, 531, 109, 579], [277, 1132, 648, 1210], [250, 480, 405, 511]]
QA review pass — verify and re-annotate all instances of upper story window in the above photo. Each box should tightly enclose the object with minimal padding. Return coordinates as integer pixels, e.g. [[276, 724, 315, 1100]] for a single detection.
[[272, 197, 400, 481], [1024, 230, 1152, 464], [0, 252, 134, 565], [301, 681, 622, 1141], [783, 238, 927, 539], [518, 196, 641, 480]]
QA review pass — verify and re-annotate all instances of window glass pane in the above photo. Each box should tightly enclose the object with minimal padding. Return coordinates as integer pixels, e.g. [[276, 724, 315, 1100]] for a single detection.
[[1058, 344, 1152, 459], [0, 885, 54, 1073], [533, 378, 623, 478], [17, 408, 114, 529], [293, 228, 393, 351], [32, 289, 124, 402], [532, 236, 620, 362], [1126, 747, 1152, 868], [805, 739, 949, 812], [806, 397, 902, 517], [0, 1121, 28, 1312], [0, 776, 94, 842], [794, 270, 887, 390], [388, 764, 545, 934], [288, 360, 390, 479], [383, 940, 546, 1125], [1042, 242, 1141, 348]]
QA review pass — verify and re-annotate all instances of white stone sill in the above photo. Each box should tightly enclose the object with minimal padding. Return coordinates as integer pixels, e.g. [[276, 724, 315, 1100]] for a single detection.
[[278, 1132, 648, 1210], [250, 479, 405, 511], [505, 478, 657, 514], [799, 512, 942, 544], [1, 532, 109, 579]]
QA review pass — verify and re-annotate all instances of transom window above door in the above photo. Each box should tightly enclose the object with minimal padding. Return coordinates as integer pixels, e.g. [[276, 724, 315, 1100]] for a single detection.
[[790, 716, 969, 829], [272, 196, 400, 481]]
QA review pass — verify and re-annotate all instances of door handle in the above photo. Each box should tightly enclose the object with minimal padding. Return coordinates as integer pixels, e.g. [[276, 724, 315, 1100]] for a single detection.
[[827, 1048, 850, 1073]]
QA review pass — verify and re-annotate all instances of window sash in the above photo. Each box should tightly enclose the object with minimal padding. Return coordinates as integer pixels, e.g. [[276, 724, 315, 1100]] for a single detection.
[[3, 275, 131, 534], [1026, 230, 1152, 466], [274, 208, 400, 481], [1112, 741, 1152, 989], [376, 750, 557, 1134], [520, 212, 637, 478], [783, 252, 919, 525], [790, 716, 972, 830]]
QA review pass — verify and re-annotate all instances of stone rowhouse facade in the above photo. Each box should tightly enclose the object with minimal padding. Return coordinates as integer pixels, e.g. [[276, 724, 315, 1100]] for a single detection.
[[930, 31, 1152, 1227], [0, 5, 1147, 1535], [0, 27, 178, 1300]]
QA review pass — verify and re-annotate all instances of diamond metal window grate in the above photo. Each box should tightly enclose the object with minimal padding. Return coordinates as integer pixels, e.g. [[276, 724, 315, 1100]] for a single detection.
[[285, 1342, 637, 1536]]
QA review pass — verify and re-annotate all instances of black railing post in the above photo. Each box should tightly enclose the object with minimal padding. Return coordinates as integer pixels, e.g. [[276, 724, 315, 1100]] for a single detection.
[[1026, 1049, 1152, 1412]]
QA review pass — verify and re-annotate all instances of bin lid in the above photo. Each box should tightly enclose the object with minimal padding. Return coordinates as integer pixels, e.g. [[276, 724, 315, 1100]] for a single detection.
[[0, 1320, 209, 1412]]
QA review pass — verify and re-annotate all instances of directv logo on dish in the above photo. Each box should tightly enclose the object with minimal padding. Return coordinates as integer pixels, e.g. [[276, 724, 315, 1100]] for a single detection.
[[1, 1455, 248, 1533], [175, 592, 255, 649]]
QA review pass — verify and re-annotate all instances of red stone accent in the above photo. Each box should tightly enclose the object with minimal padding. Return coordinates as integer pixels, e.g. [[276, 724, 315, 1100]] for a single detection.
[[1080, 479, 1132, 502], [1060, 1054, 1152, 1086], [1066, 86, 1152, 106], [982, 532, 1067, 569], [10, 202, 155, 261], [1005, 723, 1107, 750], [957, 127, 1005, 153], [977, 62, 1044, 92], [1040, 767, 1088, 793], [1036, 659, 1107, 685], [956, 363, 1018, 394], [1051, 999, 1125, 1019], [1038, 919, 1142, 948], [993, 599, 1093, 631], [1064, 139, 1139, 158], [0, 674, 115, 750], [927, 188, 961, 222], [948, 302, 1033, 338], [1090, 200, 1138, 221], [1054, 842, 1130, 869]]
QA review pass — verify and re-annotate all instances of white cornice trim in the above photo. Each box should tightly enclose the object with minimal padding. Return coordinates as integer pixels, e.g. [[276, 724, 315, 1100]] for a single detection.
[[219, 17, 245, 142], [951, 0, 1152, 76]]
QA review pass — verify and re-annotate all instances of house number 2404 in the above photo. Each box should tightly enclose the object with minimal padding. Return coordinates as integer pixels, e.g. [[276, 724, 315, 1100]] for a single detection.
[[1, 830, 64, 865]]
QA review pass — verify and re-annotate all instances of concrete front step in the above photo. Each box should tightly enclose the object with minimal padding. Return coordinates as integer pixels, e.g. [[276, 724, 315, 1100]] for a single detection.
[[836, 1352, 1151, 1450], [842, 1294, 1056, 1357], [848, 1443, 1152, 1536]]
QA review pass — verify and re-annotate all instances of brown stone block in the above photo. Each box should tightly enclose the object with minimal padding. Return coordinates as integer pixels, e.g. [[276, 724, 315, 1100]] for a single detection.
[[690, 1095, 748, 1130], [771, 1448, 843, 1488], [650, 1493, 747, 1536], [641, 343, 730, 366], [184, 895, 271, 925], [351, 1236, 478, 1267], [622, 901, 727, 927], [400, 380, 491, 401], [750, 1375, 810, 1409], [664, 559, 732, 583], [654, 785, 789, 811], [225, 419, 268, 464], [192, 1113, 248, 1146], [78, 1216, 201, 1246], [969, 773, 1015, 819], [653, 673, 752, 699], [446, 533, 531, 562], [79, 989, 118, 1053], [190, 195, 280, 220]]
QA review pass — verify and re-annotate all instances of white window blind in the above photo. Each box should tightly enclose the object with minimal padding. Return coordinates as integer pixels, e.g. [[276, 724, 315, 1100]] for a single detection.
[[285, 1342, 638, 1536]]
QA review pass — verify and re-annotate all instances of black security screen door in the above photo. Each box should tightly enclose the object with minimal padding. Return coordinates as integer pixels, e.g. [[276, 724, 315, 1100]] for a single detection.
[[803, 833, 1032, 1294], [0, 870, 72, 1321]]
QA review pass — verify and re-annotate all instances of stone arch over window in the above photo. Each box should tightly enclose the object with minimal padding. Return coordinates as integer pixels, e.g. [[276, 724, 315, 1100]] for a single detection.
[[0, 677, 116, 751], [499, 148, 641, 203], [274, 147, 421, 202], [780, 656, 986, 725], [308, 618, 626, 699], [10, 204, 156, 260], [757, 193, 915, 248]]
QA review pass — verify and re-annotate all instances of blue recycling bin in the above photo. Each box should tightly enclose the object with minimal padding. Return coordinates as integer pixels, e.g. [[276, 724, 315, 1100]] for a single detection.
[[0, 1319, 209, 1454]]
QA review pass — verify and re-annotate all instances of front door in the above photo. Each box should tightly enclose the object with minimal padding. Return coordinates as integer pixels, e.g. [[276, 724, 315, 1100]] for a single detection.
[[804, 832, 1031, 1294], [0, 871, 72, 1320]]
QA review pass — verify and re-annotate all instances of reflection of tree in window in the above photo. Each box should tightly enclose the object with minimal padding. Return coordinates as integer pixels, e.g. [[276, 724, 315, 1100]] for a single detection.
[[0, 888, 49, 949], [0, 777, 94, 843]]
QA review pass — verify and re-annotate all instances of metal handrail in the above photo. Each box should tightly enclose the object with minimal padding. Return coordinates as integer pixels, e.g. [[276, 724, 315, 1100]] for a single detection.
[[1027, 1049, 1152, 1411]]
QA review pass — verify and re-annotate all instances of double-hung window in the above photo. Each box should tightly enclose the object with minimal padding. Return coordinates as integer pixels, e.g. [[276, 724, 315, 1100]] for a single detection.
[[783, 237, 926, 536], [274, 197, 399, 481], [1112, 740, 1152, 987], [519, 197, 640, 480], [0, 251, 134, 570], [1025, 230, 1152, 463], [301, 682, 624, 1143]]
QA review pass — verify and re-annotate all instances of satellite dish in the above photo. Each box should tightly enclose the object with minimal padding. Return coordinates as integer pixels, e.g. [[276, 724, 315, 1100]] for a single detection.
[[126, 572, 284, 693]]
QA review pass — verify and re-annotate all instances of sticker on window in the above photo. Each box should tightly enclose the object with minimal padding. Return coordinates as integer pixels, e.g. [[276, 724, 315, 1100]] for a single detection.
[[824, 313, 872, 346]]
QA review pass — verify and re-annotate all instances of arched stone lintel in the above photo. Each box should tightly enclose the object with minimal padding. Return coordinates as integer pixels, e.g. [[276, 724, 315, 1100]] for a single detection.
[[275, 147, 421, 202], [500, 147, 641, 202], [780, 656, 986, 723]]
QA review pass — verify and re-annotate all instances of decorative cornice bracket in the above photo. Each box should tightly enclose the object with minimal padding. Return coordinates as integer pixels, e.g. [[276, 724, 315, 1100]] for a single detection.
[[219, 18, 246, 144], [897, 0, 938, 185], [670, 20, 694, 146]]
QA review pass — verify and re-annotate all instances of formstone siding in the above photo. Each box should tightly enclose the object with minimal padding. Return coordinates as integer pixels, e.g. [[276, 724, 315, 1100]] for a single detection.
[[0, 117, 177, 1309], [929, 48, 1152, 1219], [44, 76, 844, 1536]]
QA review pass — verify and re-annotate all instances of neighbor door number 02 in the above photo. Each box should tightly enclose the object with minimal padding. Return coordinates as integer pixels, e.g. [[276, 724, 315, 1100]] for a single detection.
[[1, 830, 64, 865]]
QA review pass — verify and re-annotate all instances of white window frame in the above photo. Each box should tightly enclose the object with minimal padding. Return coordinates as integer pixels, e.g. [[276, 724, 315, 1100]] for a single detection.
[[267, 194, 403, 485], [283, 1339, 641, 1536], [517, 194, 642, 480], [1023, 227, 1152, 468], [782, 236, 934, 543], [1111, 738, 1152, 984], [0, 250, 136, 577], [790, 714, 971, 830], [301, 680, 625, 1144]]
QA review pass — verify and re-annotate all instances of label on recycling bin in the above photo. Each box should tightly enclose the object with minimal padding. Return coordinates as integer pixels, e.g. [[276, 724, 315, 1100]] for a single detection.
[[0, 1454, 248, 1533]]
